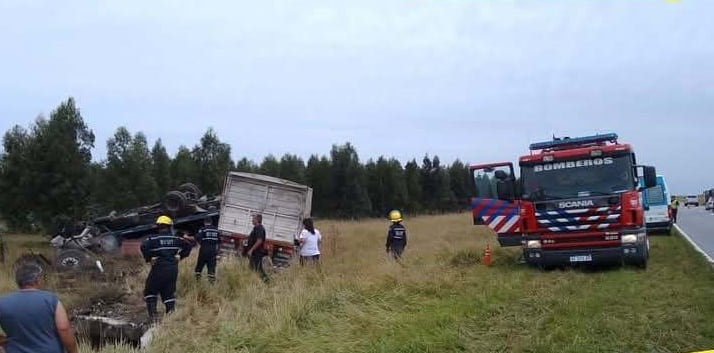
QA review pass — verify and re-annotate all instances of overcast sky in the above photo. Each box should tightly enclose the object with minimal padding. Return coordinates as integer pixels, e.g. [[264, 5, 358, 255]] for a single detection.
[[1, 0, 711, 194]]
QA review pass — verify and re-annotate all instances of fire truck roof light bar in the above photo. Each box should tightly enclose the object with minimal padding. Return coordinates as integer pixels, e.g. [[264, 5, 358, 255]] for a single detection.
[[529, 133, 619, 151]]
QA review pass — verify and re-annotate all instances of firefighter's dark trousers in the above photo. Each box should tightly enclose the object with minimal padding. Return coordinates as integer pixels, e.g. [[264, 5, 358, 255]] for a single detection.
[[389, 244, 405, 260], [144, 262, 178, 320], [195, 249, 217, 283]]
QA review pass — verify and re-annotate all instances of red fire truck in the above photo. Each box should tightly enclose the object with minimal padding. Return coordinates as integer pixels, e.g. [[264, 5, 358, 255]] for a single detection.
[[470, 133, 657, 268]]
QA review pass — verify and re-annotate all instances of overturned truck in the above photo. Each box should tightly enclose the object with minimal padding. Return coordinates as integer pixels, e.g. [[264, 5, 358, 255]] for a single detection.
[[50, 183, 220, 271], [20, 176, 312, 349], [13, 183, 223, 349]]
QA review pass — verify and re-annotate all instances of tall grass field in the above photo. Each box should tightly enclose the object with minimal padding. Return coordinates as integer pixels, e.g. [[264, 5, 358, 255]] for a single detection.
[[2, 213, 714, 353]]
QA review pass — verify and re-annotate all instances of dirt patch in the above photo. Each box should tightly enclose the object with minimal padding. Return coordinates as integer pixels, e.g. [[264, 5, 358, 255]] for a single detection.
[[53, 254, 151, 348], [73, 299, 149, 348]]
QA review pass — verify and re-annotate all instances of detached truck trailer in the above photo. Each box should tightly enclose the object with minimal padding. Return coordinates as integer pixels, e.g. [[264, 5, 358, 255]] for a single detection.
[[217, 172, 313, 266]]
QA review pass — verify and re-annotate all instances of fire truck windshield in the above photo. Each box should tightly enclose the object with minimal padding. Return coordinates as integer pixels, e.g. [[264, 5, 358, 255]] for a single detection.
[[521, 155, 635, 200]]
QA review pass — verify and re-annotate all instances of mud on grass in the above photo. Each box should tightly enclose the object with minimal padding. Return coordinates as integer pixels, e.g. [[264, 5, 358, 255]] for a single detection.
[[57, 256, 151, 349], [59, 255, 149, 318]]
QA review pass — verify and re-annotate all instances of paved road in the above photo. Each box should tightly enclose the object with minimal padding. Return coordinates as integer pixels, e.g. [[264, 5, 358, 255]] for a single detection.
[[674, 206, 714, 262]]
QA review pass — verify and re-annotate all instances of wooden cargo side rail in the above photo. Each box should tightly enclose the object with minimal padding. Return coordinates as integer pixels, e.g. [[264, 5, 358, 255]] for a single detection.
[[218, 204, 299, 259]]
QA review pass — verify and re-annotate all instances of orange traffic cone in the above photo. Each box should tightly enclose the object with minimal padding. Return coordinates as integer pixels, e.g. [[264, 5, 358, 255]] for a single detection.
[[483, 243, 492, 266]]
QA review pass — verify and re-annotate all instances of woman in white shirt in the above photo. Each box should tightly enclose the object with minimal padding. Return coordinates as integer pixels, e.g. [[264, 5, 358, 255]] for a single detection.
[[298, 218, 321, 265]]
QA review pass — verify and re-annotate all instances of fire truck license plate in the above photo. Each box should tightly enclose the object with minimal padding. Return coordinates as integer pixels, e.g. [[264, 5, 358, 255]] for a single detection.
[[569, 255, 592, 262]]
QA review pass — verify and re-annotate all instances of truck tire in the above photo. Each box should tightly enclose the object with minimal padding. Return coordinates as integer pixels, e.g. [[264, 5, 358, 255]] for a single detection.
[[163, 191, 187, 213], [630, 256, 648, 269], [628, 240, 649, 269], [178, 183, 203, 199], [55, 249, 91, 271]]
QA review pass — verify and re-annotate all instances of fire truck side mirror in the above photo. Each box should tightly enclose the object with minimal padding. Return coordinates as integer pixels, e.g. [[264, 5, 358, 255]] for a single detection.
[[641, 166, 657, 189]]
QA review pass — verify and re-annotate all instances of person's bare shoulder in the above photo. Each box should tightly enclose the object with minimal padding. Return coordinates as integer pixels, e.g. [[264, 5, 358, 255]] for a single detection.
[[54, 300, 72, 331]]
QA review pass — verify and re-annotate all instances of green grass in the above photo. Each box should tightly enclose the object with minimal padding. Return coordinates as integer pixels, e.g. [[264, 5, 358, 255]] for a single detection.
[[259, 241, 714, 353], [3, 215, 714, 353], [145, 215, 714, 353]]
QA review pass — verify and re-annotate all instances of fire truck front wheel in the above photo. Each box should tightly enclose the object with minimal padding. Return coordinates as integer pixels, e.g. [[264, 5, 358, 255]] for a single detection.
[[625, 254, 647, 269], [623, 242, 649, 269]]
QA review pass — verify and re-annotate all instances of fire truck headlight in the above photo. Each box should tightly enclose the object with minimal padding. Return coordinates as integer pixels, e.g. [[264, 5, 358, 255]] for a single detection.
[[526, 240, 542, 249], [621, 234, 638, 244]]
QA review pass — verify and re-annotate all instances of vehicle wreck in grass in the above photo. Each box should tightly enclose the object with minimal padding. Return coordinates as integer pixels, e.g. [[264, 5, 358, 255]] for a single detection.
[[9, 183, 219, 348]]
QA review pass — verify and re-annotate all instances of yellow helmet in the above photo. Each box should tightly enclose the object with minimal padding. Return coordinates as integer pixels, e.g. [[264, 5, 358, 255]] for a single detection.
[[388, 210, 402, 222], [156, 215, 173, 226]]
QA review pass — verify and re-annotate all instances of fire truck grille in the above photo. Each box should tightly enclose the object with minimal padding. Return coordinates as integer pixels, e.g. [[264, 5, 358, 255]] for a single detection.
[[535, 206, 622, 232]]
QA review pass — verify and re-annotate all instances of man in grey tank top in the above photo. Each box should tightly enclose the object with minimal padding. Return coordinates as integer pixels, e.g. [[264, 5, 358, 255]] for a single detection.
[[0, 263, 78, 353]]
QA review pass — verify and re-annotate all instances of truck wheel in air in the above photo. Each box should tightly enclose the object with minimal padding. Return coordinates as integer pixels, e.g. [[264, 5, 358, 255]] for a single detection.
[[178, 183, 203, 199], [55, 249, 91, 271], [163, 190, 187, 213]]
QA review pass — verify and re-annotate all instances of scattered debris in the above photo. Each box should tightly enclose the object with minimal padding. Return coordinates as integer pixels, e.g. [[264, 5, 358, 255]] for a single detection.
[[52, 254, 152, 349], [73, 314, 148, 348]]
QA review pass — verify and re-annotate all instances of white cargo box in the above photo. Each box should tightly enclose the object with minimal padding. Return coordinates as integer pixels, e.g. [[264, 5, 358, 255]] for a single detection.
[[218, 172, 313, 248]]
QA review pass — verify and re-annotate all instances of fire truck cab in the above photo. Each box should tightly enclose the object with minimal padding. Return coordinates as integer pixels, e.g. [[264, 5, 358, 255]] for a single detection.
[[470, 133, 657, 268]]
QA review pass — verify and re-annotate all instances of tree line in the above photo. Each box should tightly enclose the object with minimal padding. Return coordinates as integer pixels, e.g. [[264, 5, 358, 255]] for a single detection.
[[0, 98, 476, 232]]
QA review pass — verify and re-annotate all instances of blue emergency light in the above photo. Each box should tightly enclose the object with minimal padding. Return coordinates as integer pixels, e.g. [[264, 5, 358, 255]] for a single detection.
[[529, 133, 618, 151]]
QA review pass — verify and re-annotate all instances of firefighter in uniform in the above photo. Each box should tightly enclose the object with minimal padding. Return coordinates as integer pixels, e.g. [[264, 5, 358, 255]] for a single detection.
[[140, 215, 192, 321], [194, 218, 220, 283], [385, 210, 407, 259]]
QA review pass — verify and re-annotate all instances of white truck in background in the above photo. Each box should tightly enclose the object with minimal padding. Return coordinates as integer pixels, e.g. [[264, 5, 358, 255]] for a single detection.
[[217, 172, 313, 266], [685, 195, 700, 207], [639, 175, 672, 234]]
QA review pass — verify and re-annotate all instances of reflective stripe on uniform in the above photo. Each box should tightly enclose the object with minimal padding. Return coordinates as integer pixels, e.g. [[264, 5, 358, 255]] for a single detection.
[[150, 246, 181, 252]]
